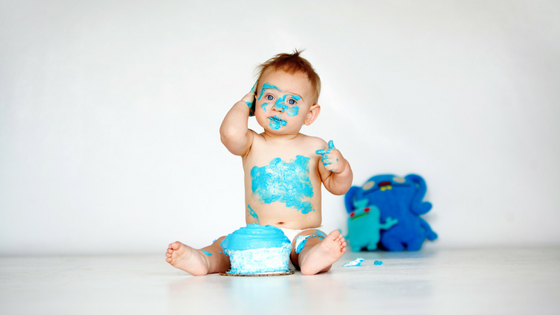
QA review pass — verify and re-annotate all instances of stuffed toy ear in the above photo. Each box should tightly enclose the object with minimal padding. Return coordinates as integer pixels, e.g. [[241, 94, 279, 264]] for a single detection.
[[344, 186, 361, 214], [405, 174, 432, 215]]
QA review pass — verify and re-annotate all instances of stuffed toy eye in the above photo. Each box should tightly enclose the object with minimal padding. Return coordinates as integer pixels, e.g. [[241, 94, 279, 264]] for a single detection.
[[363, 181, 375, 190]]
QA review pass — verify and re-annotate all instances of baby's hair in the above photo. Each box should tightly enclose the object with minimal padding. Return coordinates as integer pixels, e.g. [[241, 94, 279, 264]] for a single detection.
[[256, 49, 321, 104]]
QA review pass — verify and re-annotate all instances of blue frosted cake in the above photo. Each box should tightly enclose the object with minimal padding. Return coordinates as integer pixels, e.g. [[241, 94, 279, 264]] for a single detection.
[[220, 224, 292, 275]]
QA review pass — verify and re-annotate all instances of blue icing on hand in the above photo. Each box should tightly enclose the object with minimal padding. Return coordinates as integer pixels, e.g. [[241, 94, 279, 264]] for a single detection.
[[316, 141, 338, 167], [251, 155, 314, 214], [247, 204, 260, 224], [268, 115, 287, 130], [321, 154, 331, 165], [258, 83, 281, 100], [202, 250, 212, 256]]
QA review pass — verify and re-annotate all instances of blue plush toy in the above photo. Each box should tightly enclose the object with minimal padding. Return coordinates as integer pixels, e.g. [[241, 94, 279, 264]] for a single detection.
[[344, 174, 437, 251], [346, 198, 398, 252]]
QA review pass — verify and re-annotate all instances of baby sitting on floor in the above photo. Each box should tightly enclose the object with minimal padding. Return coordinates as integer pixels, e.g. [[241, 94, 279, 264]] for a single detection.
[[166, 50, 353, 275]]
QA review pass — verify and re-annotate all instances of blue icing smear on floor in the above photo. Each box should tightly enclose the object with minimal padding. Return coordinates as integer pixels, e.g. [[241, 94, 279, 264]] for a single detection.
[[343, 257, 365, 267], [374, 260, 383, 265], [251, 155, 314, 214]]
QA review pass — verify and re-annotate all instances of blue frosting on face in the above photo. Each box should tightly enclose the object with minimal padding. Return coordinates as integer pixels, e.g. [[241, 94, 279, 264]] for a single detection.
[[286, 106, 299, 117], [268, 115, 287, 129], [258, 83, 281, 101], [220, 224, 290, 251], [272, 95, 299, 117], [250, 155, 314, 214]]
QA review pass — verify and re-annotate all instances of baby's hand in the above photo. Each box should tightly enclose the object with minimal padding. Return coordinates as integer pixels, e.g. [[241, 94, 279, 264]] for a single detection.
[[316, 140, 347, 173], [242, 81, 257, 117]]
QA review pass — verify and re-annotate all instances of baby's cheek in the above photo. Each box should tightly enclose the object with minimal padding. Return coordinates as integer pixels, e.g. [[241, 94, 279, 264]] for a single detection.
[[261, 102, 269, 112]]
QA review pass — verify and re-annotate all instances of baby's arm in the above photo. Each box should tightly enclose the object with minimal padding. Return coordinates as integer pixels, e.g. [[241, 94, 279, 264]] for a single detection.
[[316, 140, 353, 195], [219, 88, 256, 156]]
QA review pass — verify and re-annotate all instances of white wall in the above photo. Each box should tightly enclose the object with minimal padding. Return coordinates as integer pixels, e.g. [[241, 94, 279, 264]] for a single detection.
[[1, 0, 559, 255]]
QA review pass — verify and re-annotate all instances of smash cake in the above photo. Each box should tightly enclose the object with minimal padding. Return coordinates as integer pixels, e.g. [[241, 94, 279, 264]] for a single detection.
[[220, 224, 292, 275]]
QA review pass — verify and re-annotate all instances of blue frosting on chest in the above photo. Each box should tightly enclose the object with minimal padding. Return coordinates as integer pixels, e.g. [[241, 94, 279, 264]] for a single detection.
[[250, 155, 315, 214], [220, 224, 290, 251]]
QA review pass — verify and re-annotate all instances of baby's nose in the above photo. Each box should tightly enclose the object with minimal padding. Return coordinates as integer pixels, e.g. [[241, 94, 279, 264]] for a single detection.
[[272, 104, 285, 112]]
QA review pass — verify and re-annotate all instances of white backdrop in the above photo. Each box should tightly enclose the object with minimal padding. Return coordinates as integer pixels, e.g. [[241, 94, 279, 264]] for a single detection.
[[1, 0, 559, 255]]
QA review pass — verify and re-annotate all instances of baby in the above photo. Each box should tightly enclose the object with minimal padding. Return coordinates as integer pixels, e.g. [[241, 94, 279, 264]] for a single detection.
[[166, 50, 353, 275]]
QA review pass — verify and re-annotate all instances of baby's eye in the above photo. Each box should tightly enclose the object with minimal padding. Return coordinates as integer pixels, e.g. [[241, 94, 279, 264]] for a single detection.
[[266, 95, 274, 101], [288, 99, 297, 105]]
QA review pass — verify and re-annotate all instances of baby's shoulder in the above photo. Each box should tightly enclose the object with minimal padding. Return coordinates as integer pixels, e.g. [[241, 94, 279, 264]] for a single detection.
[[298, 134, 328, 149]]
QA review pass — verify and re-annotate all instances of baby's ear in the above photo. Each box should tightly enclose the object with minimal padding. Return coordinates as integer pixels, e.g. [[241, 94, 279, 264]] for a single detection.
[[304, 104, 321, 126]]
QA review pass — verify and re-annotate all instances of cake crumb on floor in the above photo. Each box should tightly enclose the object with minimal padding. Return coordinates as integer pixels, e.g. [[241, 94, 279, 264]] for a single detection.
[[343, 257, 365, 267]]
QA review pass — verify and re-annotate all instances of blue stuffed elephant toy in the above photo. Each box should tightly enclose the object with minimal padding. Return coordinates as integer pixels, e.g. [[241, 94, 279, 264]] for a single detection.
[[344, 174, 437, 251]]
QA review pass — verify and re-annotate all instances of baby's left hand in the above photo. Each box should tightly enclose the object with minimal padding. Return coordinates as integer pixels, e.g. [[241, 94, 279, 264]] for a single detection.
[[316, 140, 347, 173], [245, 81, 257, 117]]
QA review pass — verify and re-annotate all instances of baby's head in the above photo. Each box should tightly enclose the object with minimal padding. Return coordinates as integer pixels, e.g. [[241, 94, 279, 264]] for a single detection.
[[253, 50, 322, 133], [256, 50, 321, 105]]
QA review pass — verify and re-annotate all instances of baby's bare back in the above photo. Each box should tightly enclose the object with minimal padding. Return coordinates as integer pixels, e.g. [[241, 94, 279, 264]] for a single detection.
[[243, 132, 327, 230]]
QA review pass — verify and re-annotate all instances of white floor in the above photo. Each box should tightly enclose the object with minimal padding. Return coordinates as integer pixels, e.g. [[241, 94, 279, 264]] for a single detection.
[[1, 248, 559, 315]]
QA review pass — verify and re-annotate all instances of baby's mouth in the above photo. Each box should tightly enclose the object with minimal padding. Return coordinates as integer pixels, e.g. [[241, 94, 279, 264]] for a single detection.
[[268, 115, 286, 124], [267, 115, 287, 130]]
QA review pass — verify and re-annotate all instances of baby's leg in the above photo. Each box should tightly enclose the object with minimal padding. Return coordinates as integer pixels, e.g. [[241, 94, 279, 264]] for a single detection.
[[290, 230, 346, 275], [166, 236, 230, 276]]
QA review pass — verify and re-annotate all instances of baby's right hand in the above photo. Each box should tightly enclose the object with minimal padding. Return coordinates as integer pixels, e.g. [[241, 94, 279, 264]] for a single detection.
[[242, 81, 257, 116]]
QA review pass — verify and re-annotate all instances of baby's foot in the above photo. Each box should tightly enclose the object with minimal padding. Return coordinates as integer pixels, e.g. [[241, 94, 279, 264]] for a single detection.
[[166, 242, 209, 276], [299, 230, 346, 275]]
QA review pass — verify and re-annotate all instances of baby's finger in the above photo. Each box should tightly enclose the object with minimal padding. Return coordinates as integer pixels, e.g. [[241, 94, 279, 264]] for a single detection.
[[250, 80, 257, 93], [242, 91, 255, 103], [315, 149, 327, 155], [328, 140, 337, 150]]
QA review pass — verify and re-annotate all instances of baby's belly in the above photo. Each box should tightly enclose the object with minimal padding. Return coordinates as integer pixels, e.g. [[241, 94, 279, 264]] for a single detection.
[[244, 154, 323, 230], [246, 202, 322, 230]]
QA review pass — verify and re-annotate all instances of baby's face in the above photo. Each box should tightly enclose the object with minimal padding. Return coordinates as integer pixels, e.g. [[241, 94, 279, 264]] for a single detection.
[[254, 69, 315, 134]]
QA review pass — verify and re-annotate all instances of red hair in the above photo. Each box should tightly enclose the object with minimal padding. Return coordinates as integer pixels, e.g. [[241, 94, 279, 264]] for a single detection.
[[256, 49, 321, 104]]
